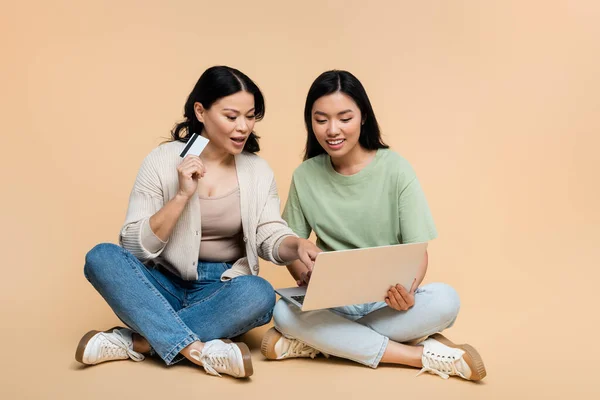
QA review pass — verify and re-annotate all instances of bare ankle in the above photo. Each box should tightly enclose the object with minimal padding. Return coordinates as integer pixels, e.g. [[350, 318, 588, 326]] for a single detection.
[[380, 341, 424, 368], [181, 341, 206, 366]]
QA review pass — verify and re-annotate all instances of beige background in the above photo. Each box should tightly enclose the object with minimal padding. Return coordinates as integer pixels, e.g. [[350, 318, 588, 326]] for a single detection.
[[1, 0, 599, 398]]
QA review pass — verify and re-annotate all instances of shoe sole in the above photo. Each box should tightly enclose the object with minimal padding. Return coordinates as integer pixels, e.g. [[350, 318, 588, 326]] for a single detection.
[[260, 328, 282, 360], [222, 339, 254, 377], [430, 333, 487, 381], [234, 342, 253, 377], [74, 326, 124, 365]]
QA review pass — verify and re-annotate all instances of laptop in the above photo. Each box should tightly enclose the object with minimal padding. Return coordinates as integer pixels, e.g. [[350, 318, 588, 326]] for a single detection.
[[275, 242, 428, 311]]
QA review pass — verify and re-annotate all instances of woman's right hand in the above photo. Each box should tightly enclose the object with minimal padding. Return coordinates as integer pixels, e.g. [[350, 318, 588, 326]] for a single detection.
[[177, 155, 206, 199]]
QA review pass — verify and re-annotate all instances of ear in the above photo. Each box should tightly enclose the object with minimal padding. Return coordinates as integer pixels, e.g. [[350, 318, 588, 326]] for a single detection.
[[362, 116, 366, 125], [194, 102, 206, 123]]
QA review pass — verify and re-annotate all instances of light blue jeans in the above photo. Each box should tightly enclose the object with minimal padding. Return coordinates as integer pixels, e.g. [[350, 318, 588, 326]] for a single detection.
[[84, 243, 276, 365], [273, 282, 460, 368]]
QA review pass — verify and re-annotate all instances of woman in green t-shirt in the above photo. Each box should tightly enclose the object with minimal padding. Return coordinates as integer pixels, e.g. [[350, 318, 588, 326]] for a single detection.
[[260, 70, 486, 381]]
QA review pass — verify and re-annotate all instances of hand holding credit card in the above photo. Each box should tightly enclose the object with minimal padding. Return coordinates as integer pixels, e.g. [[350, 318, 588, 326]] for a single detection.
[[180, 133, 210, 157], [177, 133, 209, 198]]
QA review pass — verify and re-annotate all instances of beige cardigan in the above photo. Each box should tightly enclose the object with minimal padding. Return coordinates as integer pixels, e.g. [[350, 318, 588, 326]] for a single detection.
[[118, 141, 297, 281]]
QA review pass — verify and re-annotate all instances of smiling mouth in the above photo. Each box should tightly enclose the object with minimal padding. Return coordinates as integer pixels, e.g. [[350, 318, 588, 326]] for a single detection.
[[231, 137, 246, 143], [326, 139, 345, 145]]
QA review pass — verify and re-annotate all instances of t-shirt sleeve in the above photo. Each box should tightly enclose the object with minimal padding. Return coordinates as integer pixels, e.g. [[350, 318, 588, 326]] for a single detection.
[[398, 176, 438, 243], [282, 175, 312, 239]]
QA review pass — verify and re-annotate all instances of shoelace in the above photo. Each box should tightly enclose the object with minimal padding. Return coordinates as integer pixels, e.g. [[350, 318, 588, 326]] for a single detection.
[[287, 339, 321, 359], [416, 351, 464, 380], [101, 329, 145, 362], [190, 348, 230, 377]]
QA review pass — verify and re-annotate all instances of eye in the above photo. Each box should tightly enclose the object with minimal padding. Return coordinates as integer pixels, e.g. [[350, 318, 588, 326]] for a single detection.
[[341, 118, 353, 123], [246, 115, 256, 120], [226, 116, 237, 121], [315, 119, 327, 124]]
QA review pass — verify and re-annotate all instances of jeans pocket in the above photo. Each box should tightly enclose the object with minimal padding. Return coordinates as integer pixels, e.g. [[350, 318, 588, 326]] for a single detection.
[[197, 262, 232, 282], [221, 262, 233, 272]]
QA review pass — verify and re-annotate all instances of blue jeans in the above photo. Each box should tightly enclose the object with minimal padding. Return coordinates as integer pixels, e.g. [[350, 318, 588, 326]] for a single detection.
[[83, 243, 276, 365], [273, 282, 460, 368]]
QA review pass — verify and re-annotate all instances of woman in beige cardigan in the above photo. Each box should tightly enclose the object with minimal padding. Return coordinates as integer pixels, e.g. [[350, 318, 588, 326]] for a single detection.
[[75, 66, 320, 379]]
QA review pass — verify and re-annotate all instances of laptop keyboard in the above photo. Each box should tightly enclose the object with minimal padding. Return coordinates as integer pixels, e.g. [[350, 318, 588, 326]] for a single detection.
[[291, 295, 305, 305]]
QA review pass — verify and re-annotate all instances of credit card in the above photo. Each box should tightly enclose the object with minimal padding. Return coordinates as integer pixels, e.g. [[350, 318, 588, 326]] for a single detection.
[[179, 133, 209, 157]]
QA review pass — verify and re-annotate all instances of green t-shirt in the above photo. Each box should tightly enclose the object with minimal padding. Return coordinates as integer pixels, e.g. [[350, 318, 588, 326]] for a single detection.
[[282, 149, 438, 251]]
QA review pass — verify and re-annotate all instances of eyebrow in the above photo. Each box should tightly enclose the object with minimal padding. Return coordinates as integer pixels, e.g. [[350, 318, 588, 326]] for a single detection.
[[314, 109, 353, 117], [223, 107, 255, 113]]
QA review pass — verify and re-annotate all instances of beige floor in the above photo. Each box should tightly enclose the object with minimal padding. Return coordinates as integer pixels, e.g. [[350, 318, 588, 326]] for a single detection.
[[2, 1, 600, 399], [4, 238, 599, 399]]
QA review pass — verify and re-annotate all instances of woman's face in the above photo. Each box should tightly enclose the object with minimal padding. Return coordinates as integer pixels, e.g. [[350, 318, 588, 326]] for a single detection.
[[194, 91, 256, 155], [311, 92, 363, 159]]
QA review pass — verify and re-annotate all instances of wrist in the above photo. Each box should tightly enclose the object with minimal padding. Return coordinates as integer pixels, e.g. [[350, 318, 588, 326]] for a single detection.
[[282, 236, 299, 250], [175, 191, 192, 203], [278, 237, 300, 261]]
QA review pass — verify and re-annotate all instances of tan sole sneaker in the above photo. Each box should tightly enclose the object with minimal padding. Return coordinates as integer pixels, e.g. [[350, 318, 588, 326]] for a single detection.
[[75, 326, 123, 364], [191, 340, 254, 378], [260, 327, 283, 360], [430, 333, 487, 381], [234, 342, 254, 377]]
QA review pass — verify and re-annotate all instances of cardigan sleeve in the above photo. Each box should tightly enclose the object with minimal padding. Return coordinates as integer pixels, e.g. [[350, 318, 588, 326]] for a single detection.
[[255, 176, 297, 265], [118, 150, 169, 261]]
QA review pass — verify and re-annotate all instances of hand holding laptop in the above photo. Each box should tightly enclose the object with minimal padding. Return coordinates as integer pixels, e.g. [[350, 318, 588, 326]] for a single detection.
[[385, 279, 418, 311]]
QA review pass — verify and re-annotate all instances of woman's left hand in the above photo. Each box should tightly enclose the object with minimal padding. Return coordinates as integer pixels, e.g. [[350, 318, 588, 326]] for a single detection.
[[296, 238, 321, 272], [385, 279, 418, 311]]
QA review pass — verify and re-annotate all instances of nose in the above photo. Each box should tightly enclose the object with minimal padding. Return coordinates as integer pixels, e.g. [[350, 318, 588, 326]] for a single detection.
[[326, 120, 340, 137], [236, 117, 249, 133]]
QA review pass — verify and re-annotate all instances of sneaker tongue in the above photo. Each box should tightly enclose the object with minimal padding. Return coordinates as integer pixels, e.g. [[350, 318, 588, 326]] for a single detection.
[[99, 337, 127, 359], [274, 337, 291, 357], [202, 341, 242, 376]]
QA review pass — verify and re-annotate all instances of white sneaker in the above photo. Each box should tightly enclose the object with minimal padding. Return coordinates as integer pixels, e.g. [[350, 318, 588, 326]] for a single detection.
[[417, 334, 486, 381], [75, 327, 145, 365], [261, 327, 323, 360], [189, 340, 253, 378]]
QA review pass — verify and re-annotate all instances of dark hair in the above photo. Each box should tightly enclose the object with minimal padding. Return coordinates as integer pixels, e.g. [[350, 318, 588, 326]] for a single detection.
[[303, 70, 388, 160], [171, 66, 264, 153]]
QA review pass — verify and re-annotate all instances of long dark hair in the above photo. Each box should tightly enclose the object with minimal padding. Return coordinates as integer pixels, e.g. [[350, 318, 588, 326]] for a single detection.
[[171, 66, 265, 153], [303, 70, 388, 160]]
